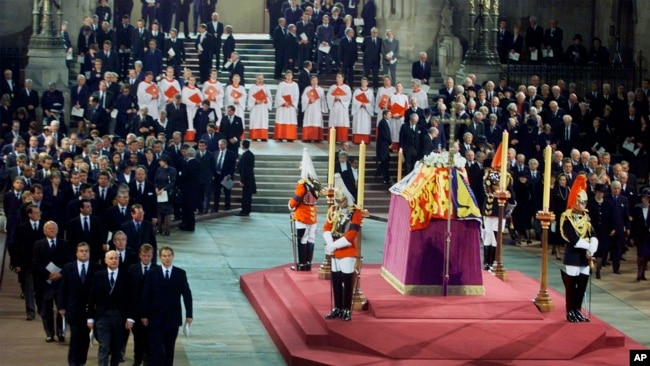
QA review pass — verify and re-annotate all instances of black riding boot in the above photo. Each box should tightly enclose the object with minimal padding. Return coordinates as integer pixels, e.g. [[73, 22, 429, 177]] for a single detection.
[[560, 271, 578, 323], [574, 274, 590, 322], [325, 272, 343, 319], [305, 242, 315, 271], [340, 273, 354, 321]]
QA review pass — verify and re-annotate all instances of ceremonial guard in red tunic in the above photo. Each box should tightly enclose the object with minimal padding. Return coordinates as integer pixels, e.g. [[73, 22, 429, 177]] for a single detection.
[[288, 149, 322, 271], [323, 174, 363, 321]]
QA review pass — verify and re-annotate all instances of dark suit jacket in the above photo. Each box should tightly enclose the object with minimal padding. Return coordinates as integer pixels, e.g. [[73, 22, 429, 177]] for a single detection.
[[105, 205, 131, 233], [179, 157, 200, 201], [70, 84, 90, 112], [58, 261, 101, 322], [236, 149, 257, 194], [222, 34, 236, 64], [33, 237, 73, 291], [99, 50, 121, 73], [339, 36, 358, 67], [411, 61, 431, 84], [199, 132, 223, 152], [361, 36, 381, 67], [221, 115, 244, 152], [120, 220, 158, 254], [207, 21, 224, 50], [226, 60, 245, 85], [165, 37, 186, 66], [141, 265, 193, 326], [129, 180, 158, 221], [557, 122, 580, 155], [87, 268, 131, 321], [165, 102, 189, 132], [11, 220, 46, 269], [376, 118, 392, 160], [130, 27, 151, 61], [92, 185, 117, 219], [142, 49, 164, 77], [608, 195, 630, 236], [196, 150, 216, 184], [128, 262, 159, 319], [66, 215, 107, 263], [214, 149, 236, 178]]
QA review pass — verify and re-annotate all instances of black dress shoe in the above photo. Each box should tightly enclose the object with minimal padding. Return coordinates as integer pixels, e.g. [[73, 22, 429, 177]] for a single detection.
[[340, 309, 352, 321], [26, 313, 35, 321], [45, 336, 54, 343], [57, 333, 65, 342], [573, 309, 590, 322], [324, 308, 342, 319], [614, 271, 621, 274], [566, 310, 579, 323]]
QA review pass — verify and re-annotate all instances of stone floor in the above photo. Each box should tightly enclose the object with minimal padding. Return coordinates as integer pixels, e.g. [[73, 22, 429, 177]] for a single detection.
[[1, 212, 649, 365]]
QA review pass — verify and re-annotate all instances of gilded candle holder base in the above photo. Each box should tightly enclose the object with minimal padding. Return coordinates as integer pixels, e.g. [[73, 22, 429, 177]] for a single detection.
[[493, 189, 511, 282], [533, 210, 556, 312]]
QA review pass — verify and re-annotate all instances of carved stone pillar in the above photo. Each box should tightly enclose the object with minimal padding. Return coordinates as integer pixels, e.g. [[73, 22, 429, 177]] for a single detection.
[[456, 0, 501, 85]]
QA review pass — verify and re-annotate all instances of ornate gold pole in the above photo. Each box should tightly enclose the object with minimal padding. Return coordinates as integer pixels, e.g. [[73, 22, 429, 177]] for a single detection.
[[352, 142, 369, 310], [318, 128, 337, 280], [534, 211, 555, 311], [493, 189, 509, 281], [534, 146, 554, 311]]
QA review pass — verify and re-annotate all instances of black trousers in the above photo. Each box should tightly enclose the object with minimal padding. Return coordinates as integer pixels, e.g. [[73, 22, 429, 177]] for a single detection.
[[241, 188, 253, 214], [149, 322, 179, 366], [376, 154, 390, 183], [174, 3, 190, 35], [67, 317, 91, 366]]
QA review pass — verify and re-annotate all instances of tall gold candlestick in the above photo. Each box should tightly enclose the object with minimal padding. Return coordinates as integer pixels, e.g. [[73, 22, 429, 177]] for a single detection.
[[357, 141, 366, 208], [499, 131, 509, 190], [328, 127, 336, 187], [542, 146, 552, 211]]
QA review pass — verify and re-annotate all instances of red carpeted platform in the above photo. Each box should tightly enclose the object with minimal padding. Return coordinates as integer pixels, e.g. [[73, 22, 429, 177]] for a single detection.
[[240, 264, 645, 365]]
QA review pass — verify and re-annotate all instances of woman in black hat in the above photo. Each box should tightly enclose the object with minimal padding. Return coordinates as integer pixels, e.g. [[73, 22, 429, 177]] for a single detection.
[[155, 154, 177, 236]]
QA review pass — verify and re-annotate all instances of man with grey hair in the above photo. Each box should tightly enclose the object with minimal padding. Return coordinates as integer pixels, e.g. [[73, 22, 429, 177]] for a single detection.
[[411, 51, 431, 85], [558, 114, 579, 156], [381, 29, 399, 83], [607, 180, 630, 275], [16, 78, 39, 122], [339, 27, 358, 85], [361, 26, 381, 87], [178, 146, 200, 231]]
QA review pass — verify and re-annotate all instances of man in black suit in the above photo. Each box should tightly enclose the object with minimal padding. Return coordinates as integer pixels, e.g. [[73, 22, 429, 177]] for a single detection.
[[543, 19, 564, 64], [66, 199, 108, 264], [284, 24, 301, 73], [557, 114, 580, 156], [375, 110, 392, 184], [93, 171, 117, 220], [141, 246, 193, 366], [166, 94, 189, 132], [196, 140, 216, 214], [87, 250, 133, 366], [221, 105, 244, 153], [19, 184, 52, 224], [297, 61, 312, 126], [12, 204, 45, 320], [99, 40, 121, 74], [438, 77, 456, 109], [142, 39, 164, 78], [225, 52, 245, 85], [178, 147, 200, 230], [105, 191, 132, 233], [127, 244, 157, 366], [411, 52, 431, 85], [339, 27, 358, 86], [33, 221, 73, 342], [296, 13, 315, 66], [196, 23, 213, 82], [399, 114, 422, 176], [15, 79, 39, 122], [130, 18, 149, 64], [335, 151, 357, 199], [87, 95, 109, 136], [165, 29, 186, 78], [110, 230, 139, 270], [116, 15, 133, 78], [58, 242, 100, 366], [207, 12, 224, 68], [200, 123, 223, 152], [213, 141, 236, 212], [120, 203, 158, 254], [129, 167, 158, 222], [361, 27, 381, 88], [525, 16, 544, 61], [496, 20, 512, 64], [465, 150, 484, 207], [236, 140, 256, 216], [608, 181, 630, 275]]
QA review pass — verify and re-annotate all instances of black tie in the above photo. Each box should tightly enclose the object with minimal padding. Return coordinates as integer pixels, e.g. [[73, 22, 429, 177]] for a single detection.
[[33, 222, 38, 231], [139, 183, 144, 195], [80, 263, 86, 284], [119, 253, 123, 264], [121, 207, 126, 216], [50, 239, 56, 251], [110, 271, 115, 287], [136, 222, 141, 232], [83, 217, 89, 233], [143, 265, 148, 275], [165, 269, 170, 279]]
